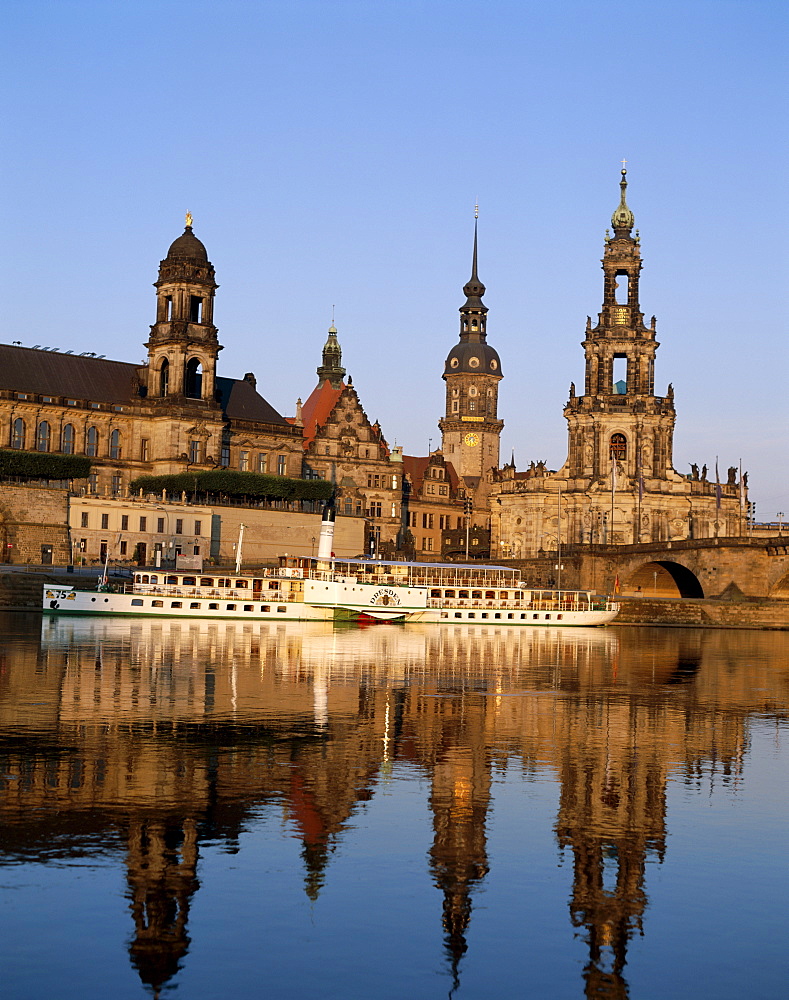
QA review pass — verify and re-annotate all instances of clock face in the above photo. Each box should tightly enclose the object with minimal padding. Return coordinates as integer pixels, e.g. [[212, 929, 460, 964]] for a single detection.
[[464, 433, 479, 447]]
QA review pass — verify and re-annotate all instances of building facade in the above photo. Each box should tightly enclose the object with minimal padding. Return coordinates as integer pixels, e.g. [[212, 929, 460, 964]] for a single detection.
[[300, 328, 403, 555], [0, 219, 303, 499]]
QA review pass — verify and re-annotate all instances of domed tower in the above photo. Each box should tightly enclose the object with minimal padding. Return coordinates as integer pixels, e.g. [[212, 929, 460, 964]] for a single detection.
[[145, 214, 221, 403], [316, 323, 346, 389], [439, 214, 503, 492]]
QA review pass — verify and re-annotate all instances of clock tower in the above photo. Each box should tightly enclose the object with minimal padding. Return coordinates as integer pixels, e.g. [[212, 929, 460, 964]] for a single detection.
[[439, 217, 503, 503]]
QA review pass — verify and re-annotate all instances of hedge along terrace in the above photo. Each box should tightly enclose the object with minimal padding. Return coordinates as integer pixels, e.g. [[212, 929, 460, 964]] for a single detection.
[[0, 449, 92, 481], [130, 470, 334, 505]]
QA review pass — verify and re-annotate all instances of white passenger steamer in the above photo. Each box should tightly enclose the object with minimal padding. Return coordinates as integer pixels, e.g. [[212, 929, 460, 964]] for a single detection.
[[42, 506, 618, 626]]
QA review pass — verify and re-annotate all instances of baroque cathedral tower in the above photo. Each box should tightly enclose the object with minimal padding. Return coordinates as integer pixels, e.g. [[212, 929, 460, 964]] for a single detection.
[[564, 168, 676, 488], [439, 215, 503, 507], [490, 170, 746, 559]]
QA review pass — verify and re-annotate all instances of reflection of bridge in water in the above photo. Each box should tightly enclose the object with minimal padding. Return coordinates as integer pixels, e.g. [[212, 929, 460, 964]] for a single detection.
[[1, 619, 786, 997]]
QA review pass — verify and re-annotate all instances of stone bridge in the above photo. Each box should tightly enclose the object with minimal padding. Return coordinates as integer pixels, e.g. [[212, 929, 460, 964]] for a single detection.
[[511, 536, 789, 600]]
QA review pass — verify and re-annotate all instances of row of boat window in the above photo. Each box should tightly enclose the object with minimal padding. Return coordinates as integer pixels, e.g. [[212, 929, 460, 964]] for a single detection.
[[440, 611, 565, 621], [136, 575, 263, 589], [430, 589, 515, 599], [129, 599, 289, 612]]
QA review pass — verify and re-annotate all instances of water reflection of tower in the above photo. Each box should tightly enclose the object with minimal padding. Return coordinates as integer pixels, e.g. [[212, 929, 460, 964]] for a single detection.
[[125, 815, 200, 998], [554, 695, 668, 1000], [426, 690, 491, 990]]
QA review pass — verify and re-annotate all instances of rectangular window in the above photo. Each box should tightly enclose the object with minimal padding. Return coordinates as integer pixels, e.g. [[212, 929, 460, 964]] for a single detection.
[[81, 512, 89, 528], [157, 517, 165, 533], [221, 443, 230, 467], [194, 520, 202, 535], [88, 473, 98, 494], [66, 399, 77, 407], [193, 546, 200, 556], [121, 515, 129, 530], [189, 439, 200, 464], [277, 455, 287, 476], [257, 453, 267, 473], [119, 541, 127, 555], [239, 451, 249, 472], [101, 513, 109, 529], [111, 475, 121, 496], [140, 438, 149, 462], [139, 516, 147, 531], [175, 519, 183, 534]]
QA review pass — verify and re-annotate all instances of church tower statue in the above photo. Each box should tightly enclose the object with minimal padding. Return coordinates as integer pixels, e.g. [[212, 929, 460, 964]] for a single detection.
[[145, 214, 221, 403], [438, 214, 503, 500], [565, 170, 675, 487]]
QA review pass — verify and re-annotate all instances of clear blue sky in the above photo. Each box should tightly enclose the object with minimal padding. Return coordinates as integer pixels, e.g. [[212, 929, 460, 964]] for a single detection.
[[3, 0, 787, 520]]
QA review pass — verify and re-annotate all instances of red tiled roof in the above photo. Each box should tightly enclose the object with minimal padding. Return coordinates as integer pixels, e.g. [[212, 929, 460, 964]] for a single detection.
[[300, 379, 344, 449], [402, 454, 461, 494]]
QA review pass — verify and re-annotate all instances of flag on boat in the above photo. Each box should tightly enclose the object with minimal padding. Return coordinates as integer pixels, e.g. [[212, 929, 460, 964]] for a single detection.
[[614, 574, 621, 594]]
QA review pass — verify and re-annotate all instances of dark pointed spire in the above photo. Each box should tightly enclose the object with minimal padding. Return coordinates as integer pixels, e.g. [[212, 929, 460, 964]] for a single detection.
[[462, 208, 486, 306], [611, 165, 635, 235]]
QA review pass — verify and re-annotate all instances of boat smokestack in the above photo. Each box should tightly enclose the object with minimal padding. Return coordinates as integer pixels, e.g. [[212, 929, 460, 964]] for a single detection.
[[317, 499, 336, 560]]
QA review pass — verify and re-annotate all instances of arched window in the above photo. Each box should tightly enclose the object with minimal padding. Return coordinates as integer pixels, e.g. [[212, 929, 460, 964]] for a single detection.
[[36, 421, 50, 452], [62, 424, 75, 454], [86, 426, 99, 457], [110, 429, 122, 459], [184, 357, 203, 399], [610, 433, 627, 460], [11, 417, 25, 449], [159, 358, 169, 397]]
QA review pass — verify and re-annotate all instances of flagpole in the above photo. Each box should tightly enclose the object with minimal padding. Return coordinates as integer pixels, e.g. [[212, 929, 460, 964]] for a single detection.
[[739, 458, 744, 537], [610, 449, 616, 544]]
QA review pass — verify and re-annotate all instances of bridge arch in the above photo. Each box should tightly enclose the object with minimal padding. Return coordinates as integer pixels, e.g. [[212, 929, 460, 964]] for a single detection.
[[626, 559, 704, 599]]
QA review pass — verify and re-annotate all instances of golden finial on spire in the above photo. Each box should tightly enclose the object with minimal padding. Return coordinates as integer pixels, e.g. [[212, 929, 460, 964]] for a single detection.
[[621, 158, 628, 172], [185, 211, 193, 228], [474, 200, 479, 220]]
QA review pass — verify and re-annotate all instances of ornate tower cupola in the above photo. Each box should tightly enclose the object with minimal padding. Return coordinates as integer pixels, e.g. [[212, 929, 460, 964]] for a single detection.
[[439, 213, 504, 493], [564, 168, 676, 493], [146, 214, 221, 403], [316, 324, 346, 389]]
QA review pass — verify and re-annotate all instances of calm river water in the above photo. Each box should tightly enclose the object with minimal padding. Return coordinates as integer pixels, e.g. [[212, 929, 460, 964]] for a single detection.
[[1, 612, 787, 999]]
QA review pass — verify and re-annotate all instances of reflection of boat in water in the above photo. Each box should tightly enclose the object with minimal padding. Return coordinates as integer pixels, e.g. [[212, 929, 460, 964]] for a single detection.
[[42, 507, 618, 627], [40, 614, 620, 682]]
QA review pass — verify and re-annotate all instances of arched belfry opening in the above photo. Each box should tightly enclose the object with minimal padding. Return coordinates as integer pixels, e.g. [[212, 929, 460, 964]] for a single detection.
[[610, 434, 627, 460], [159, 358, 170, 397], [185, 357, 203, 399]]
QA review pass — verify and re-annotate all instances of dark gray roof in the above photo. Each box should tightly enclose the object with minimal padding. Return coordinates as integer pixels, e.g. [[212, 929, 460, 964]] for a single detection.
[[444, 341, 502, 377], [215, 376, 289, 425], [0, 344, 140, 403], [0, 344, 288, 424]]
